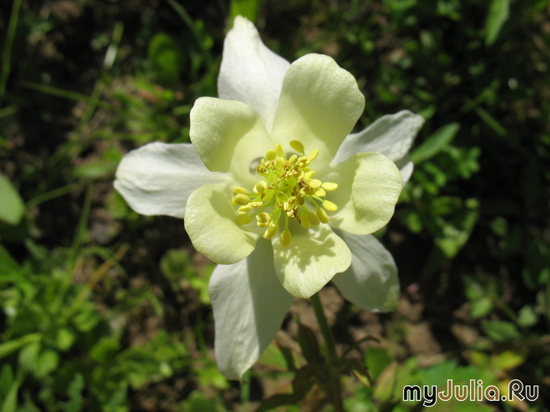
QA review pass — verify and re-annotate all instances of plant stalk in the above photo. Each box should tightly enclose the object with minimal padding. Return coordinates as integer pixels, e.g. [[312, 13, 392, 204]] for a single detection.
[[311, 293, 344, 412]]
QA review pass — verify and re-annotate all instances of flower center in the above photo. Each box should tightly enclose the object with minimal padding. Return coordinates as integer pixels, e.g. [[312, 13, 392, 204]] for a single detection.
[[231, 140, 339, 247]]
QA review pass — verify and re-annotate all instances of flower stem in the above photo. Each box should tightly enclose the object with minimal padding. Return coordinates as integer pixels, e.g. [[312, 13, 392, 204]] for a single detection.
[[311, 293, 344, 412]]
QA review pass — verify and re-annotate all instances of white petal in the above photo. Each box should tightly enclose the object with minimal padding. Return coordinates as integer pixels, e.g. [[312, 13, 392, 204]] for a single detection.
[[333, 110, 424, 182], [272, 224, 352, 299], [114, 142, 227, 218], [210, 239, 294, 379], [395, 155, 414, 185], [218, 16, 290, 132], [184, 182, 260, 265], [332, 232, 400, 312], [323, 152, 402, 236], [271, 54, 365, 168], [190, 97, 273, 187]]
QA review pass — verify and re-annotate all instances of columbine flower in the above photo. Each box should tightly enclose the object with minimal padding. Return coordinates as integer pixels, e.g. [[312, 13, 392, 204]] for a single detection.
[[114, 16, 424, 379]]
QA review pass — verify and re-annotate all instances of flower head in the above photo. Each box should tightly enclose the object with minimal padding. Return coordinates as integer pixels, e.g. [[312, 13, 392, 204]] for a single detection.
[[114, 16, 424, 379]]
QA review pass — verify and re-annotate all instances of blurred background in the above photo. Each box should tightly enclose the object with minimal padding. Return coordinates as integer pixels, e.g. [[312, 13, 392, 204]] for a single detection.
[[0, 0, 548, 411]]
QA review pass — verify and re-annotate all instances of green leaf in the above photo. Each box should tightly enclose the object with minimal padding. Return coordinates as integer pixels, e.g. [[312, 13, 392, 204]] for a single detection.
[[0, 378, 18, 412], [297, 323, 323, 365], [0, 365, 14, 399], [517, 305, 538, 327], [0, 334, 41, 360], [0, 174, 24, 225], [71, 160, 118, 179], [485, 0, 510, 46], [522, 238, 550, 290], [178, 390, 225, 412], [34, 349, 60, 378], [435, 198, 479, 258], [148, 32, 184, 86], [257, 342, 292, 372], [56, 328, 76, 351], [418, 360, 457, 387], [411, 123, 460, 163], [230, 0, 263, 23], [257, 365, 319, 412], [482, 321, 520, 342], [0, 245, 20, 273], [90, 337, 120, 363], [491, 350, 524, 371], [470, 297, 493, 319], [18, 341, 41, 373], [365, 347, 392, 381], [65, 373, 84, 412]]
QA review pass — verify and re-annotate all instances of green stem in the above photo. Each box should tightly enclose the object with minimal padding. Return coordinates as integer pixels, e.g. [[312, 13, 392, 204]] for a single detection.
[[311, 293, 344, 412]]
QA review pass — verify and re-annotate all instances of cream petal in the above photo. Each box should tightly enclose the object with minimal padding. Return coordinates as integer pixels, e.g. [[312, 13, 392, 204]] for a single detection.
[[270, 54, 365, 167], [272, 224, 352, 299], [322, 152, 402, 236], [114, 142, 227, 218], [218, 16, 290, 132], [190, 97, 273, 187], [184, 182, 260, 265], [333, 110, 424, 183], [209, 239, 294, 380], [332, 232, 400, 312]]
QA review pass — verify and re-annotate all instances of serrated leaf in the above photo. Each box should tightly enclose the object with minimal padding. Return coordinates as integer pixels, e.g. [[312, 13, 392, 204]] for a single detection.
[[411, 123, 460, 163], [297, 323, 323, 365], [0, 174, 24, 225], [257, 364, 320, 412], [485, 0, 510, 46]]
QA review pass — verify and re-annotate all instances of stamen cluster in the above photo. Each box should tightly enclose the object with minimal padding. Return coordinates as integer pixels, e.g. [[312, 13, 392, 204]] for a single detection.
[[231, 140, 338, 247]]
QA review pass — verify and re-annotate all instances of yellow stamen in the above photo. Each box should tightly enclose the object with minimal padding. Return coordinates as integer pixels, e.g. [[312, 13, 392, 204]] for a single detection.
[[307, 212, 320, 226], [232, 186, 249, 195], [308, 179, 322, 189], [263, 222, 279, 239], [321, 182, 338, 191], [289, 140, 305, 154], [280, 230, 292, 247], [322, 200, 338, 212], [234, 194, 250, 205], [307, 148, 319, 163], [317, 208, 329, 223], [236, 215, 252, 225], [231, 144, 340, 239]]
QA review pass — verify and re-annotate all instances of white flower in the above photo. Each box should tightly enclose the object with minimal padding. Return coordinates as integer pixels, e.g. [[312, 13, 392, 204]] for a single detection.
[[114, 16, 424, 380]]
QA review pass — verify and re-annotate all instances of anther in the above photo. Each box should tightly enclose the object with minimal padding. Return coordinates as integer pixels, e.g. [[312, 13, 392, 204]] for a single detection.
[[317, 208, 329, 223], [232, 186, 248, 195], [289, 140, 305, 154], [234, 194, 250, 205], [321, 182, 338, 191], [236, 215, 252, 225], [322, 200, 338, 212], [280, 230, 292, 247], [263, 222, 279, 239]]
